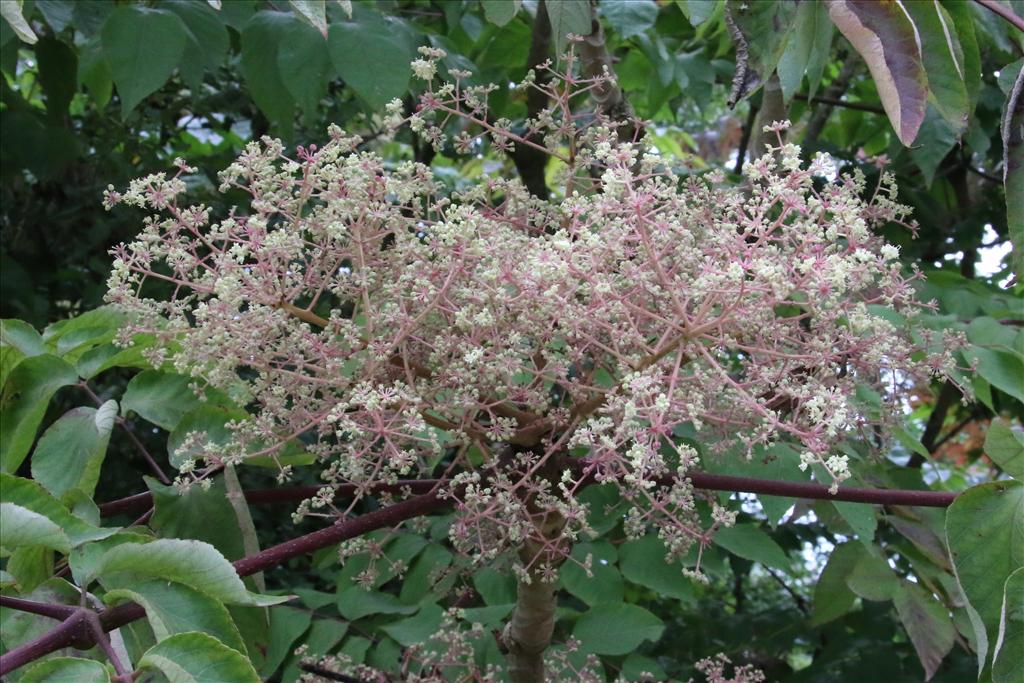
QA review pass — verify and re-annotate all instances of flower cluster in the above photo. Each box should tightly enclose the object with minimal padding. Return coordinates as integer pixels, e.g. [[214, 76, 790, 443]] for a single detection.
[[105, 57, 961, 585]]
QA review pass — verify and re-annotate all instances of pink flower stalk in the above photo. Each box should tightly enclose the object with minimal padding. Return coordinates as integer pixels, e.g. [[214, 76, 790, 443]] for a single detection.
[[105, 52, 962, 578]]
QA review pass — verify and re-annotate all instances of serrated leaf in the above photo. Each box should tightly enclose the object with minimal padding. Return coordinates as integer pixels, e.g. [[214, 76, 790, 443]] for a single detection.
[[327, 11, 415, 110], [946, 480, 1024, 673], [481, 0, 520, 27], [101, 6, 189, 117], [713, 523, 790, 572], [97, 538, 291, 607], [139, 631, 261, 683], [1, 353, 78, 473], [827, 0, 928, 145], [573, 603, 664, 656], [31, 403, 116, 498], [148, 477, 246, 560], [894, 581, 956, 681], [20, 657, 111, 682], [104, 579, 247, 655], [986, 420, 1024, 480], [993, 567, 1024, 683], [0, 473, 114, 547], [0, 503, 72, 553]]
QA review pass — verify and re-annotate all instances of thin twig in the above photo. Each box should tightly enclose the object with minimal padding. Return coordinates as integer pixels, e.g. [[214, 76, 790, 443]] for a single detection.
[[973, 0, 1024, 32], [0, 596, 78, 620], [793, 93, 884, 115], [79, 381, 172, 485]]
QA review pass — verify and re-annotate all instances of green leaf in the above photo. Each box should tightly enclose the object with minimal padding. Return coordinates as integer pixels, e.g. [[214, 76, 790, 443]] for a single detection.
[[573, 603, 665, 656], [399, 543, 453, 604], [776, 0, 832, 102], [289, 0, 327, 37], [1, 353, 77, 473], [167, 403, 246, 469], [97, 538, 291, 607], [967, 346, 1024, 404], [677, 0, 718, 27], [276, 15, 331, 119], [327, 11, 415, 110], [713, 523, 790, 572], [600, 0, 658, 39], [0, 503, 72, 553], [481, 0, 521, 27], [1005, 63, 1023, 280], [68, 530, 153, 587], [31, 402, 116, 497], [1, 318, 44, 390], [986, 420, 1024, 480], [993, 568, 1024, 683], [827, 0, 928, 145], [811, 541, 861, 625], [381, 603, 444, 647], [903, 0, 969, 134], [472, 567, 516, 605], [77, 36, 112, 109], [726, 0, 798, 102], [240, 11, 296, 132], [337, 586, 418, 621], [894, 581, 956, 681], [20, 657, 111, 683], [36, 0, 76, 33], [832, 499, 877, 541], [148, 477, 247, 560], [559, 541, 623, 607], [139, 631, 261, 683], [260, 606, 312, 677], [164, 0, 229, 80], [104, 579, 247, 655], [35, 37, 77, 119], [101, 6, 189, 117], [1, 0, 37, 43], [618, 534, 695, 602], [946, 480, 1024, 670], [547, 0, 591, 53], [121, 370, 218, 431], [0, 473, 114, 546], [910, 103, 961, 186], [845, 548, 897, 601]]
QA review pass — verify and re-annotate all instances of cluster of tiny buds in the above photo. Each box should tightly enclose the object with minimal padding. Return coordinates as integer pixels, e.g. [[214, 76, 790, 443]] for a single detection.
[[105, 55, 965, 600]]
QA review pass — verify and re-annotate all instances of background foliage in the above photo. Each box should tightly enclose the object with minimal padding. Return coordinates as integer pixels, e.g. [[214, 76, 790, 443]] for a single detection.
[[1, 1, 1022, 682]]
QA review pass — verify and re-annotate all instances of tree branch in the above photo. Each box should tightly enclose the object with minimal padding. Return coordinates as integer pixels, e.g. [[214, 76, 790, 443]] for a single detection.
[[0, 491, 451, 676], [0, 596, 78, 621]]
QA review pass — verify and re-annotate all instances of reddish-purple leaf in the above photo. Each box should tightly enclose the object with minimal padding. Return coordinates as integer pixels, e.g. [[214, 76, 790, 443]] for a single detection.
[[827, 0, 928, 145]]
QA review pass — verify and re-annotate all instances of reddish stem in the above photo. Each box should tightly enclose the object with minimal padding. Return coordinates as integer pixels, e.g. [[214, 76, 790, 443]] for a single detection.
[[0, 596, 78, 621], [0, 491, 448, 676]]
